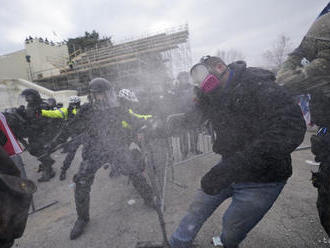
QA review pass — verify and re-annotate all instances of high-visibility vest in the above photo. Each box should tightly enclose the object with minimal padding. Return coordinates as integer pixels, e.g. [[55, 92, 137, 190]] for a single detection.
[[128, 108, 152, 120], [0, 113, 23, 156], [41, 107, 77, 120]]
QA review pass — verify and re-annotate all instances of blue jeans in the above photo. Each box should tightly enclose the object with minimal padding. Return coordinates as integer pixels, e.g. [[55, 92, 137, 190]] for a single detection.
[[170, 181, 286, 248]]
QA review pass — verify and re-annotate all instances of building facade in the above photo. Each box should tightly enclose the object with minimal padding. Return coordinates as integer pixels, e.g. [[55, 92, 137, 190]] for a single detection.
[[0, 38, 69, 81]]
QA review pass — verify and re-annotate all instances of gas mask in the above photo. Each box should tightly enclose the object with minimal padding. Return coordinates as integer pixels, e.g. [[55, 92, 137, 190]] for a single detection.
[[190, 61, 229, 93], [190, 56, 229, 106]]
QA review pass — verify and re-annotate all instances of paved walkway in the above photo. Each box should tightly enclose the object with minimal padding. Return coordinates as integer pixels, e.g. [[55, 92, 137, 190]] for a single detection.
[[15, 132, 329, 248]]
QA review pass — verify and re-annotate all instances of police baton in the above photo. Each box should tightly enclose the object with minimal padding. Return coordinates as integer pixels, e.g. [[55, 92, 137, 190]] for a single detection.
[[38, 133, 84, 160]]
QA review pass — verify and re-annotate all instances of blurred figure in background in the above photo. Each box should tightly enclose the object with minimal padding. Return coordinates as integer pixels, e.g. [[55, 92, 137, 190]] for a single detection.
[[276, 3, 330, 237]]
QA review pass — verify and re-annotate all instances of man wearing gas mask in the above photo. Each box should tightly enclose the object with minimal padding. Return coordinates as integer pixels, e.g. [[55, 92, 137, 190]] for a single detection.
[[167, 56, 306, 248], [59, 78, 154, 240]]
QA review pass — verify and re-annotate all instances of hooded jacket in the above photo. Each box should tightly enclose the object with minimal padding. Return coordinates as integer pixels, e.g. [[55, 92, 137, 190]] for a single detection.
[[188, 61, 306, 186]]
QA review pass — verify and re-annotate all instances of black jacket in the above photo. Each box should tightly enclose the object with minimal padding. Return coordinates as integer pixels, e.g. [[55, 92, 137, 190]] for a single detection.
[[188, 61, 306, 185], [62, 103, 148, 163]]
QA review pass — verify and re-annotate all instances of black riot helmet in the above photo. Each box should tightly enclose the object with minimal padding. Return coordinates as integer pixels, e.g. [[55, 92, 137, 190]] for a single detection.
[[89, 78, 113, 93], [47, 98, 57, 109], [20, 89, 42, 105], [88, 78, 119, 109]]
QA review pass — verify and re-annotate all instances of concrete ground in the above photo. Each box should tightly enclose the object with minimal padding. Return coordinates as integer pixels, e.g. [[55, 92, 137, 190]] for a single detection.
[[14, 132, 330, 248]]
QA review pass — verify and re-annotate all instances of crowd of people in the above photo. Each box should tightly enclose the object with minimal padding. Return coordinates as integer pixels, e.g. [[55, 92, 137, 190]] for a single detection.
[[0, 2, 329, 248]]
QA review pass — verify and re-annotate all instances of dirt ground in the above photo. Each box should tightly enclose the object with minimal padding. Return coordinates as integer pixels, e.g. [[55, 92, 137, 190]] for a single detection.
[[13, 132, 330, 248]]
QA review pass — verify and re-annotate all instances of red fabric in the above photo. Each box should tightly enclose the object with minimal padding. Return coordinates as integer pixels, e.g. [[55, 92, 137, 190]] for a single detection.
[[0, 113, 23, 156]]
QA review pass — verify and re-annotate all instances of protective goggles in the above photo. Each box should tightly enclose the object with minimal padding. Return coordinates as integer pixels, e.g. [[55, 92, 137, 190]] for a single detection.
[[190, 63, 222, 93]]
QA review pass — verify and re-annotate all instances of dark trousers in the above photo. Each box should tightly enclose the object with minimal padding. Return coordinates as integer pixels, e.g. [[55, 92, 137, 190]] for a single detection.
[[73, 147, 153, 220]]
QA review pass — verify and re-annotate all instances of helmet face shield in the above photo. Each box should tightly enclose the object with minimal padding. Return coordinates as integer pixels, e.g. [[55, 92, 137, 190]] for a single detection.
[[17, 94, 27, 107], [90, 90, 119, 110], [18, 94, 36, 107], [19, 89, 42, 108], [88, 77, 119, 109]]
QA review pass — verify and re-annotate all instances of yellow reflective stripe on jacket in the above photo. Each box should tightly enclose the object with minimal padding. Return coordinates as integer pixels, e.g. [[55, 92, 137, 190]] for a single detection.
[[122, 120, 132, 129], [128, 108, 152, 120], [41, 107, 77, 120], [41, 108, 68, 119]]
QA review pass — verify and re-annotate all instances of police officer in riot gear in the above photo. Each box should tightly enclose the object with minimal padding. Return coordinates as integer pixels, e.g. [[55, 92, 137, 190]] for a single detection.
[[40, 95, 81, 180], [46, 98, 57, 110], [19, 89, 56, 182], [62, 78, 154, 240]]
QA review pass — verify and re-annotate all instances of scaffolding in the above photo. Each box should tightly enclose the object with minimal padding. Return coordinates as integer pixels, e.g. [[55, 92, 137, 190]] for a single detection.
[[34, 24, 192, 94]]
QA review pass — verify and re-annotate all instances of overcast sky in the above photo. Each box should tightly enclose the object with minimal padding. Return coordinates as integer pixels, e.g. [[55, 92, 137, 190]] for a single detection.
[[0, 0, 328, 66]]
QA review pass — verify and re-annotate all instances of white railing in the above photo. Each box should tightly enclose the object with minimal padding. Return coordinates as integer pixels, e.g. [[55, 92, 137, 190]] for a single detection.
[[0, 79, 88, 110]]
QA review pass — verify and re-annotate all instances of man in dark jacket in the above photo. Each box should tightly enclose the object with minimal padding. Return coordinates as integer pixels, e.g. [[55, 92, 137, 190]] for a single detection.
[[168, 56, 306, 248]]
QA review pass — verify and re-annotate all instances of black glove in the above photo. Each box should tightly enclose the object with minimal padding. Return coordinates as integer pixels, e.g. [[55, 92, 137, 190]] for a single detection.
[[201, 161, 234, 195], [16, 105, 26, 118], [201, 152, 250, 195]]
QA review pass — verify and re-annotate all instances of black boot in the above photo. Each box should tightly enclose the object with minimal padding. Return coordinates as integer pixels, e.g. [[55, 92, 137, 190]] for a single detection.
[[59, 169, 66, 181], [130, 174, 155, 209], [70, 174, 92, 239], [38, 164, 55, 182], [37, 164, 42, 173], [70, 218, 89, 240], [109, 164, 121, 178]]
